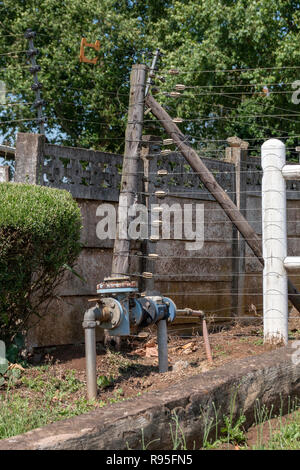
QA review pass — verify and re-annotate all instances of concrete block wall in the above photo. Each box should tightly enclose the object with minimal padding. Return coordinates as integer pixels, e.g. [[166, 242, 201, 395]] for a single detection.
[[11, 133, 300, 347]]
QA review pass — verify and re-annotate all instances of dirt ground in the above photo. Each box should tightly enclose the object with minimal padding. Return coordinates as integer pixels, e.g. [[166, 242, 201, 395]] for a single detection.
[[24, 317, 300, 404]]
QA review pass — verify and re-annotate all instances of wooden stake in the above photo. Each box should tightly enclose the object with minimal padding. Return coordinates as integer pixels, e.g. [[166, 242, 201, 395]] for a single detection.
[[145, 93, 300, 313], [111, 64, 147, 277]]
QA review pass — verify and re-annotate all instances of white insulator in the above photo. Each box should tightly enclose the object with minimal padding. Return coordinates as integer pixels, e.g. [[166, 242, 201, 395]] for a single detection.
[[170, 91, 181, 97], [142, 272, 153, 279], [148, 253, 159, 259], [149, 235, 159, 241], [284, 256, 300, 271], [157, 169, 168, 175], [163, 138, 173, 145], [282, 164, 300, 181], [155, 190, 167, 198], [169, 69, 179, 75], [161, 149, 172, 155], [175, 84, 185, 91], [173, 117, 183, 123], [152, 206, 163, 213]]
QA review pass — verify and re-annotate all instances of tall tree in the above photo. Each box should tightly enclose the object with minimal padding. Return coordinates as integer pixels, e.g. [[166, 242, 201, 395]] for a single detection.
[[1, 0, 300, 157]]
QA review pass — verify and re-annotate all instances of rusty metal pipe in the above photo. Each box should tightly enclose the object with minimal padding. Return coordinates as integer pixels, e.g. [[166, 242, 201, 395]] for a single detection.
[[202, 318, 213, 364], [177, 308, 213, 363]]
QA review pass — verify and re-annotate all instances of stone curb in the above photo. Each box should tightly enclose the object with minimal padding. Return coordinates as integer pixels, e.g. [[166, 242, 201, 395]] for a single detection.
[[0, 346, 299, 450]]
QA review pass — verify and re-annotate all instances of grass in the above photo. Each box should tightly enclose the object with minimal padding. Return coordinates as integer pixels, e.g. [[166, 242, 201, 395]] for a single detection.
[[266, 410, 300, 450], [251, 398, 300, 450], [0, 346, 299, 448], [0, 362, 128, 440], [134, 395, 300, 450], [0, 367, 96, 439]]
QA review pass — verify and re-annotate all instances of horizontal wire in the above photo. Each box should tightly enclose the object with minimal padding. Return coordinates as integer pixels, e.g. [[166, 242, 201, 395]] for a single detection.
[[196, 303, 262, 314], [130, 270, 300, 278], [0, 101, 34, 107], [141, 113, 300, 123], [160, 291, 297, 296], [159, 65, 300, 74], [180, 82, 297, 89], [0, 117, 44, 124], [136, 189, 300, 197], [118, 253, 292, 261], [151, 90, 300, 137], [0, 50, 28, 57], [0, 65, 31, 72], [173, 316, 300, 320], [159, 90, 296, 97]]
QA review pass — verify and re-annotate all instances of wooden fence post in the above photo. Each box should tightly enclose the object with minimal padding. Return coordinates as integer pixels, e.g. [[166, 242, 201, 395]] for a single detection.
[[111, 64, 147, 277], [225, 137, 249, 317]]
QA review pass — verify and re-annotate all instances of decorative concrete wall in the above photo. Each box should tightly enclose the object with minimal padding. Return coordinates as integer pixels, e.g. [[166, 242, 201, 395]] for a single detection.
[[5, 132, 300, 347]]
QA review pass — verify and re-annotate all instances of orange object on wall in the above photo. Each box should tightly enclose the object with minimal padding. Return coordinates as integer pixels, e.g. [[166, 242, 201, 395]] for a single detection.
[[79, 37, 100, 64]]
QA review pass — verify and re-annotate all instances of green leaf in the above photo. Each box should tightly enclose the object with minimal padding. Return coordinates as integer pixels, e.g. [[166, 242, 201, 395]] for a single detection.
[[0, 360, 9, 376], [6, 344, 19, 364], [97, 375, 114, 389]]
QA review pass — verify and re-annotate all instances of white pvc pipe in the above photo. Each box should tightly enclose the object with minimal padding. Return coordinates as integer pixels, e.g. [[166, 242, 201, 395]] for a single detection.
[[261, 139, 288, 345], [282, 164, 300, 180]]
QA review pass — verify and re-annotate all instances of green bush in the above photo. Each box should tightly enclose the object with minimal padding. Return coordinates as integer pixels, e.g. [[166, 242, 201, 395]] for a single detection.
[[0, 182, 82, 348]]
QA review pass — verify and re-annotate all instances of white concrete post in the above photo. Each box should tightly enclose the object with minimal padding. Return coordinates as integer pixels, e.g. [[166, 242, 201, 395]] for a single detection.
[[261, 139, 288, 345]]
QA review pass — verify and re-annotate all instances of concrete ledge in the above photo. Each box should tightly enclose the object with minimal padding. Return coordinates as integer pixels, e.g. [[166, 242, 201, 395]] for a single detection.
[[0, 346, 299, 450]]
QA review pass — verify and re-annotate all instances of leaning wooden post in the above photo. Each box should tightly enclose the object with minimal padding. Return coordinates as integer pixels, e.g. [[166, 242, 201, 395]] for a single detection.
[[111, 64, 147, 277], [225, 137, 248, 317], [145, 93, 300, 313]]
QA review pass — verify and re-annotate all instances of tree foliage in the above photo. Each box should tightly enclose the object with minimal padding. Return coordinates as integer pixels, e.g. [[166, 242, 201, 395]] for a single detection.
[[1, 0, 300, 157], [0, 183, 82, 347]]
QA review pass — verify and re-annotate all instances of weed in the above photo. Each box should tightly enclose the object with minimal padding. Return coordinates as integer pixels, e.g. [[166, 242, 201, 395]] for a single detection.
[[97, 375, 114, 389], [169, 412, 188, 450]]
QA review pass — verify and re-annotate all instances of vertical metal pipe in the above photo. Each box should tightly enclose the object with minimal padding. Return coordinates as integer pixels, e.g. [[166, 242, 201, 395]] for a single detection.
[[84, 326, 97, 400], [261, 138, 288, 345], [157, 319, 168, 372]]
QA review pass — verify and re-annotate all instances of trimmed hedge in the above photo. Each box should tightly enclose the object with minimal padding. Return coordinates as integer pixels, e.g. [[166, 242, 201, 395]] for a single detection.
[[0, 183, 82, 348]]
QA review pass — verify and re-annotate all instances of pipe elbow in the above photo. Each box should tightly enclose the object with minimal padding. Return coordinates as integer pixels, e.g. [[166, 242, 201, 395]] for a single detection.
[[82, 305, 102, 329]]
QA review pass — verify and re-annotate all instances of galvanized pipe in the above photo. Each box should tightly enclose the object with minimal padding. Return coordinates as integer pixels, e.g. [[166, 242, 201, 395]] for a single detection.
[[83, 306, 101, 400], [157, 319, 168, 372], [84, 326, 97, 400]]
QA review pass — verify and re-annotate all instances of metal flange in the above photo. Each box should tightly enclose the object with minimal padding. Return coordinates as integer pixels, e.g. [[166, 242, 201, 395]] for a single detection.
[[98, 297, 123, 330]]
